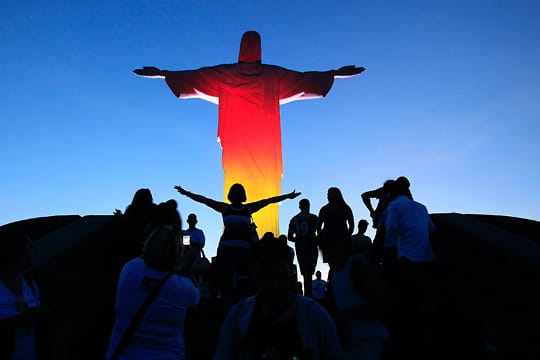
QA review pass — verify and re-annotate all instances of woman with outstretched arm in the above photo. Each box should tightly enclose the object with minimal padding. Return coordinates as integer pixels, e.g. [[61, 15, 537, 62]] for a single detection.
[[174, 183, 299, 308]]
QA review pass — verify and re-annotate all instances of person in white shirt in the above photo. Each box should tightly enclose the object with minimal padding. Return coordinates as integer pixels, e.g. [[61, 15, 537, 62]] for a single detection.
[[384, 180, 437, 359]]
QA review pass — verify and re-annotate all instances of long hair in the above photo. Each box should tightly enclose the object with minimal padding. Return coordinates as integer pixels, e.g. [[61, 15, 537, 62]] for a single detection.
[[327, 187, 348, 207]]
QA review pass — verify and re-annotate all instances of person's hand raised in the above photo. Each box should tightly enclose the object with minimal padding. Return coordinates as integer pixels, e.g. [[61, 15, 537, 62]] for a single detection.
[[174, 185, 188, 195], [288, 190, 301, 199]]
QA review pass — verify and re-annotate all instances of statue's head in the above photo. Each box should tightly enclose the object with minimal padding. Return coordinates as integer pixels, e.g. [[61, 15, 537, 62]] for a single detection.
[[238, 31, 261, 63]]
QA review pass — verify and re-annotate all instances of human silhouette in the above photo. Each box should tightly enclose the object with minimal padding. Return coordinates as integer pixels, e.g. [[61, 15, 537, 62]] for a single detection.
[[174, 183, 299, 308], [288, 198, 319, 297], [183, 213, 206, 258], [150, 199, 180, 225], [277, 233, 296, 265], [214, 235, 342, 359], [121, 188, 157, 260], [351, 219, 372, 256], [0, 231, 44, 359], [312, 270, 328, 304], [134, 30, 365, 237], [361, 176, 412, 229], [317, 187, 354, 270], [330, 246, 389, 360], [363, 178, 413, 285], [106, 226, 199, 360], [384, 180, 437, 359]]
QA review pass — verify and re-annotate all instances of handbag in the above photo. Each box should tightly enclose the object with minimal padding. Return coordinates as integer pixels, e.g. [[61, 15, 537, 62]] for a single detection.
[[110, 272, 172, 360], [191, 248, 212, 275]]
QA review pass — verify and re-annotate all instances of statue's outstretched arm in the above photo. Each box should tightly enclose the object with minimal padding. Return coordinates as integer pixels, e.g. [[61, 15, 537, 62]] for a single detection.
[[133, 66, 166, 79], [334, 65, 365, 78]]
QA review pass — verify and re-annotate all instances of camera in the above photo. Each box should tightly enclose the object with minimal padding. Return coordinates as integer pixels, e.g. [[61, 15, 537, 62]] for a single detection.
[[182, 234, 191, 246]]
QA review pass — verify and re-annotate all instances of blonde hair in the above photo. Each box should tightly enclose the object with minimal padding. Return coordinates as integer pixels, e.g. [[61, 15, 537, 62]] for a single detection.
[[142, 226, 181, 272]]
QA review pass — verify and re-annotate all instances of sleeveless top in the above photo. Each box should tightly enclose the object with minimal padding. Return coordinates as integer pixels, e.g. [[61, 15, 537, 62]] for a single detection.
[[219, 205, 255, 249]]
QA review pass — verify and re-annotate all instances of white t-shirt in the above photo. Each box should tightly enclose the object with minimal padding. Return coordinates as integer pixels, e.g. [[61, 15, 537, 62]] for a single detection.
[[105, 257, 200, 360], [0, 277, 40, 360], [385, 196, 436, 262]]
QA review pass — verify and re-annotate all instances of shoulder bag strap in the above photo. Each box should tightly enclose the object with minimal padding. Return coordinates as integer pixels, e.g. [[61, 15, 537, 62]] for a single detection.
[[110, 272, 172, 360]]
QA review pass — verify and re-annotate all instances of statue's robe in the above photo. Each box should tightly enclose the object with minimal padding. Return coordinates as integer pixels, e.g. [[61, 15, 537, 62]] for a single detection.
[[164, 32, 335, 235]]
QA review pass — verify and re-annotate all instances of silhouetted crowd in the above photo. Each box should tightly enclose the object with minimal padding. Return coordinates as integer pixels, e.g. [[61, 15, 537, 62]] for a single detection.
[[0, 176, 442, 360]]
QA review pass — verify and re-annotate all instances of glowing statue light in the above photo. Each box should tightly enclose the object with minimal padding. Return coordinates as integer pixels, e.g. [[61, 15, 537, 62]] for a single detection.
[[134, 31, 364, 236]]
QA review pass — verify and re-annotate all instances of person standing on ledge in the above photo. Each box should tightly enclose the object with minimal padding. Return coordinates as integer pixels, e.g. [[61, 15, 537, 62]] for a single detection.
[[134, 30, 365, 236], [288, 198, 319, 297], [174, 183, 300, 309]]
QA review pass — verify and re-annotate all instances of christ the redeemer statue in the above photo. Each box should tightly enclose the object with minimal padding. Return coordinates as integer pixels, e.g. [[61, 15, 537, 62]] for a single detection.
[[134, 30, 364, 236]]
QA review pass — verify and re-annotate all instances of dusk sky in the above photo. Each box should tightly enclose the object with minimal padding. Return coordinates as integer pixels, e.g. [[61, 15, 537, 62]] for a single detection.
[[2, 1, 539, 264]]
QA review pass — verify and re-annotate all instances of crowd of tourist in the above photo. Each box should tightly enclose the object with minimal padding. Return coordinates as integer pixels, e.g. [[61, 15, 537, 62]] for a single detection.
[[0, 176, 439, 359]]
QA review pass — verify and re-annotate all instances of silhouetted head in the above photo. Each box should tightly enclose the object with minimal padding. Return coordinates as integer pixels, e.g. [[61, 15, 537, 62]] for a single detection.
[[252, 235, 294, 307], [238, 31, 261, 63], [382, 179, 396, 197], [327, 187, 345, 204], [261, 232, 276, 241], [385, 179, 409, 201], [358, 219, 369, 234], [187, 213, 197, 225], [227, 183, 247, 204], [299, 198, 310, 211], [396, 176, 413, 199], [142, 225, 181, 272], [125, 188, 156, 218], [396, 176, 410, 189], [131, 188, 154, 207], [153, 200, 182, 228], [0, 231, 33, 275], [315, 270, 322, 280]]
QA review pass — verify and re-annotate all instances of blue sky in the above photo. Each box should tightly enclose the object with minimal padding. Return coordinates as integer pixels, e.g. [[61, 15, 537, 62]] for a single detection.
[[1, 0, 539, 263]]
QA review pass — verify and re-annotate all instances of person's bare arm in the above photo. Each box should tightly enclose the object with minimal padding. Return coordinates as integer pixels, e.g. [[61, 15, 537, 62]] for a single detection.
[[361, 189, 378, 217], [334, 65, 365, 78], [347, 209, 355, 236], [248, 190, 301, 213], [174, 185, 226, 212]]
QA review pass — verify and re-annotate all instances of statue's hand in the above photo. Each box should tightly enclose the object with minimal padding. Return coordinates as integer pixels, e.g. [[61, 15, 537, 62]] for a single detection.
[[334, 65, 365, 78], [133, 66, 165, 78]]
